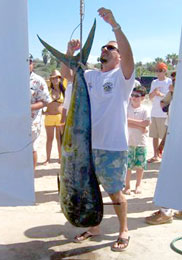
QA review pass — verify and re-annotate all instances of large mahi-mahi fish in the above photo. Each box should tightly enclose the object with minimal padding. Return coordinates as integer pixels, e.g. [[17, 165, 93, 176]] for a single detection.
[[38, 20, 103, 227]]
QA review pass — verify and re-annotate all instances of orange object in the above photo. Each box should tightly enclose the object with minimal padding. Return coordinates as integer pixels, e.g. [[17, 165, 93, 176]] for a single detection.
[[156, 62, 168, 71]]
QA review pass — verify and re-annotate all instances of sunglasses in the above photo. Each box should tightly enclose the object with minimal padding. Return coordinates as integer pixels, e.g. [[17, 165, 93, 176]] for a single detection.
[[131, 93, 142, 98], [156, 69, 164, 73], [101, 44, 119, 52]]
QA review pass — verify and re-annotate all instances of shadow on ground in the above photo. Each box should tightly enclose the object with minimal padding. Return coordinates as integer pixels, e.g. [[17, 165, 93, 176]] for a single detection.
[[35, 168, 60, 178], [0, 211, 156, 260], [35, 190, 59, 204]]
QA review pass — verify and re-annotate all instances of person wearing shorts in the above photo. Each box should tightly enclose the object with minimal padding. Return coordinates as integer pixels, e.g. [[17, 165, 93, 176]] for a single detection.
[[92, 149, 128, 194], [43, 70, 66, 164], [29, 54, 52, 169], [123, 86, 150, 195], [148, 62, 172, 163], [61, 7, 135, 252]]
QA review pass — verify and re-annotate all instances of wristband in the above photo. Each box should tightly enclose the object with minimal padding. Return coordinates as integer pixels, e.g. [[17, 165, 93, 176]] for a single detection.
[[112, 24, 121, 31]]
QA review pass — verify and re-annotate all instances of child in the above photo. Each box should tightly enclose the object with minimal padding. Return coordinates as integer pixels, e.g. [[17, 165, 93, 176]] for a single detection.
[[123, 86, 150, 194]]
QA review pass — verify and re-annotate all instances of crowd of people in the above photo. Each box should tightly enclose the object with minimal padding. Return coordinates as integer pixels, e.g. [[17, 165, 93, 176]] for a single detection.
[[29, 7, 181, 253]]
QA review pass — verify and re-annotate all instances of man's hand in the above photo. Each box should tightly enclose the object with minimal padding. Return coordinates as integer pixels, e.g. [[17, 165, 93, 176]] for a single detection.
[[97, 7, 117, 28], [154, 88, 164, 97], [67, 39, 80, 56]]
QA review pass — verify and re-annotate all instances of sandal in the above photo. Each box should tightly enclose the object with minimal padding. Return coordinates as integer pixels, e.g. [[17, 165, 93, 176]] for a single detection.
[[174, 211, 182, 219], [74, 231, 99, 243], [123, 189, 131, 195], [147, 157, 160, 163], [111, 236, 130, 252]]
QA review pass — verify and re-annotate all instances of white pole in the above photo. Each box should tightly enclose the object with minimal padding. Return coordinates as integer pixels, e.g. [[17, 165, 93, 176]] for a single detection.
[[0, 0, 35, 206], [80, 0, 84, 62]]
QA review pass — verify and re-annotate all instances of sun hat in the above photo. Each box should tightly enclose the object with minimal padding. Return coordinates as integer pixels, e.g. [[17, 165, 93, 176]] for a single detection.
[[50, 69, 62, 79], [156, 62, 168, 71]]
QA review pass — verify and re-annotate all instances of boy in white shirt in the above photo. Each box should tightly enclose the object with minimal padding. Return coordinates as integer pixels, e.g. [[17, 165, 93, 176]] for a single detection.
[[148, 62, 171, 163], [123, 86, 150, 194]]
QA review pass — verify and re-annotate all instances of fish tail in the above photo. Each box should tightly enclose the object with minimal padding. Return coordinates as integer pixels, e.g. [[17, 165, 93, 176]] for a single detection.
[[37, 19, 96, 69]]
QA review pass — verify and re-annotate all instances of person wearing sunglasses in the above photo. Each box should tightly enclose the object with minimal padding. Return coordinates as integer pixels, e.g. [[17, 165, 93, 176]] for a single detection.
[[61, 7, 134, 252], [147, 62, 172, 163], [123, 86, 150, 195]]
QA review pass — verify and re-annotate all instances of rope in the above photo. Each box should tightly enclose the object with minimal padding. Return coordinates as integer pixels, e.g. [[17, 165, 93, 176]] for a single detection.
[[170, 236, 182, 255]]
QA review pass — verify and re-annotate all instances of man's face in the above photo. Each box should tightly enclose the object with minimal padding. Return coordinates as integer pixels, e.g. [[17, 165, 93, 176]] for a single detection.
[[29, 60, 33, 73], [131, 91, 142, 103], [100, 41, 120, 64], [155, 68, 166, 78]]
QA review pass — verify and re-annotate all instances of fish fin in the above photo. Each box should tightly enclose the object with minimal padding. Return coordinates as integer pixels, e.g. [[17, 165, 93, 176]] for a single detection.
[[37, 19, 96, 69], [75, 19, 96, 65], [37, 35, 78, 69]]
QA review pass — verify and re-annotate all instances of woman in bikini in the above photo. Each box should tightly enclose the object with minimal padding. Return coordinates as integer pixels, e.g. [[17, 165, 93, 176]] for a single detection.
[[43, 70, 66, 164]]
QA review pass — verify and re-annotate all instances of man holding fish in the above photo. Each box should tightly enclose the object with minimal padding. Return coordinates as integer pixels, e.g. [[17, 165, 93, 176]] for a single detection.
[[61, 7, 134, 252]]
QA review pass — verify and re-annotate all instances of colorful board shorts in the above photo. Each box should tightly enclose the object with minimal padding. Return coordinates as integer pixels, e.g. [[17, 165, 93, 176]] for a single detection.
[[127, 146, 147, 170], [92, 149, 128, 194], [44, 114, 62, 126]]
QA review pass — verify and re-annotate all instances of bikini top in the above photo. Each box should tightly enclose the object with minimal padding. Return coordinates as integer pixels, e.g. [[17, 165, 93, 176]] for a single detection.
[[49, 84, 65, 103]]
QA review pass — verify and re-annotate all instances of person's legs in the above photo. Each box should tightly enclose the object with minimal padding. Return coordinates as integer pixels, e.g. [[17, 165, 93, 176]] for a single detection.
[[74, 149, 129, 250], [148, 117, 160, 162], [33, 151, 37, 170], [32, 128, 40, 170], [123, 169, 131, 195], [134, 146, 146, 193], [109, 191, 130, 251], [74, 190, 129, 248], [135, 168, 143, 194], [109, 191, 128, 239], [123, 146, 134, 195], [74, 225, 101, 242], [44, 126, 54, 164], [94, 149, 129, 251], [153, 137, 159, 158], [56, 126, 62, 161]]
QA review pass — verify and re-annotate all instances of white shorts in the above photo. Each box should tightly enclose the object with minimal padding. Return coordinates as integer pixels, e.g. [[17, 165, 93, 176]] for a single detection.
[[32, 128, 41, 151]]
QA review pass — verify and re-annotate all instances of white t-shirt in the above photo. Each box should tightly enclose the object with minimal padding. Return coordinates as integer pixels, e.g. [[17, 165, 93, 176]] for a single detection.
[[84, 67, 135, 151], [63, 82, 73, 113], [127, 103, 150, 147], [135, 79, 141, 87], [149, 77, 172, 118]]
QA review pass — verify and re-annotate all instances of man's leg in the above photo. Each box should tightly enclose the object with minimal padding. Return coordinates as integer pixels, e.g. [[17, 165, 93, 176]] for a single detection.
[[148, 118, 160, 162], [109, 190, 129, 250], [109, 191, 128, 237], [123, 169, 131, 195], [153, 137, 159, 158], [74, 225, 100, 242], [135, 168, 144, 194], [33, 150, 37, 170]]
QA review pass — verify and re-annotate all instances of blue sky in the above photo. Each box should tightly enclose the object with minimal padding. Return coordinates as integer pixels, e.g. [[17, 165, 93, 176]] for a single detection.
[[28, 0, 182, 64]]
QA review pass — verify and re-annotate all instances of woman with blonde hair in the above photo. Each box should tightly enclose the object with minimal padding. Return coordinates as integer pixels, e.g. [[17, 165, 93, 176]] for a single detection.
[[43, 69, 66, 164]]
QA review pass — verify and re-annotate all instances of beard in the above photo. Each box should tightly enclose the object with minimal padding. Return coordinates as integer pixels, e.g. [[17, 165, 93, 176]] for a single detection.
[[99, 56, 108, 64]]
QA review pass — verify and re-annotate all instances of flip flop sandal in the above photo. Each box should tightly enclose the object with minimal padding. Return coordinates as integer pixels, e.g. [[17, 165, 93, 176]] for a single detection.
[[147, 157, 159, 163], [74, 231, 98, 243], [111, 236, 130, 252]]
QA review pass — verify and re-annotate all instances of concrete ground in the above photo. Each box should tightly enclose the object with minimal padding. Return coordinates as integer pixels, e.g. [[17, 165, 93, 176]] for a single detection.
[[0, 120, 182, 260]]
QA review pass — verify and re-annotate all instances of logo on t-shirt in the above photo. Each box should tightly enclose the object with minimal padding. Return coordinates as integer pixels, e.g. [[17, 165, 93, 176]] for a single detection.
[[103, 82, 113, 94]]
